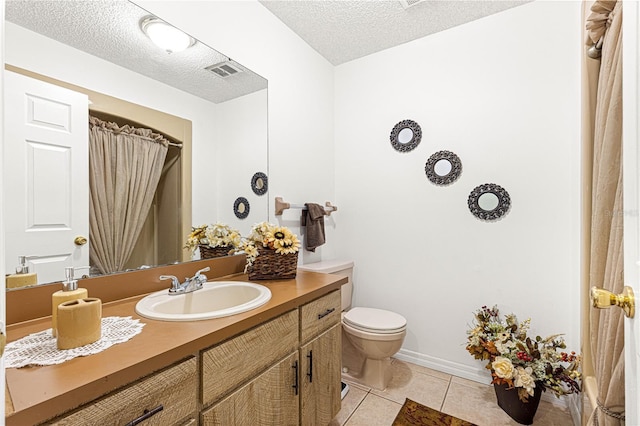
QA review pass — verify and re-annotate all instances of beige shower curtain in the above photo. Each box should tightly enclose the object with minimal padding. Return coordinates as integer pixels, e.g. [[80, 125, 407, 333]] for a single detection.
[[582, 1, 625, 425], [89, 116, 169, 275]]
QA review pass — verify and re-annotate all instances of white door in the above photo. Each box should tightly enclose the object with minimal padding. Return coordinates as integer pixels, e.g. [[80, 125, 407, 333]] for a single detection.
[[3, 71, 89, 284], [623, 2, 640, 425]]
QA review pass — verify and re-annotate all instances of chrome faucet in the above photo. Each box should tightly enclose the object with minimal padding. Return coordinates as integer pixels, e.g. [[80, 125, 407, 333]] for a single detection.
[[160, 267, 210, 295]]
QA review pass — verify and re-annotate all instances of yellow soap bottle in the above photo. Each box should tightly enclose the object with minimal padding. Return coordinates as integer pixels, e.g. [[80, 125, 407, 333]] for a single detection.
[[5, 256, 38, 289], [51, 267, 88, 337]]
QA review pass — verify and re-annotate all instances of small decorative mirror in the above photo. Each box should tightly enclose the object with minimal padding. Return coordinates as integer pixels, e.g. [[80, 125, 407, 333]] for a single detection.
[[390, 119, 422, 152], [251, 172, 268, 196], [234, 197, 250, 219], [468, 183, 511, 221], [425, 151, 462, 185]]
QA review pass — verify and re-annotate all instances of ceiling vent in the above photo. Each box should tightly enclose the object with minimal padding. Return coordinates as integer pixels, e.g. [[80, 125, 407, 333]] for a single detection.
[[205, 61, 243, 78], [399, 0, 425, 9]]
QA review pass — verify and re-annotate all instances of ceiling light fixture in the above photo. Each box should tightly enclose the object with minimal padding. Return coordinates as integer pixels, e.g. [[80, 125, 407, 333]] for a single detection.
[[140, 16, 195, 54]]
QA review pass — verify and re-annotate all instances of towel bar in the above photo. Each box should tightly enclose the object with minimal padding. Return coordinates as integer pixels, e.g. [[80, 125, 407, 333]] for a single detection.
[[275, 197, 337, 216]]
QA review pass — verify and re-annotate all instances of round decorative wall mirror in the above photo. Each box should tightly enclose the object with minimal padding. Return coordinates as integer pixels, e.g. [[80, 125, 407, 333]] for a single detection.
[[425, 151, 462, 185], [390, 119, 422, 152], [251, 172, 268, 196], [434, 159, 452, 176], [467, 183, 511, 221], [233, 197, 250, 219]]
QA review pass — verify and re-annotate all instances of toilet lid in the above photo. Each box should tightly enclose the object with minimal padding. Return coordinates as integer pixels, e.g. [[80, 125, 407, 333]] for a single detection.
[[343, 307, 407, 334]]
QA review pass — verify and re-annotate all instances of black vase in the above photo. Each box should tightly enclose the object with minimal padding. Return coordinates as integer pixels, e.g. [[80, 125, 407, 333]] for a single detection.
[[493, 382, 543, 425]]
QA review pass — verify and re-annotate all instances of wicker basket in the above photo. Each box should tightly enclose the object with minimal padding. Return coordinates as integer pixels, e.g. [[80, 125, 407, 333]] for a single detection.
[[248, 246, 298, 280], [199, 245, 233, 259]]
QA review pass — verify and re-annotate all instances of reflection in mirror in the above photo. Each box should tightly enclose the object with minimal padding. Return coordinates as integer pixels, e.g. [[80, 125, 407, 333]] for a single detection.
[[398, 128, 414, 144], [434, 159, 452, 176], [477, 193, 500, 211], [4, 0, 268, 288], [425, 150, 462, 185], [467, 183, 511, 221], [390, 119, 422, 152]]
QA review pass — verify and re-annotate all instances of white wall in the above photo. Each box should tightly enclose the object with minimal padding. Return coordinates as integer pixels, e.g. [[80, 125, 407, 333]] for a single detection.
[[138, 1, 337, 262], [215, 89, 269, 236], [334, 1, 581, 382]]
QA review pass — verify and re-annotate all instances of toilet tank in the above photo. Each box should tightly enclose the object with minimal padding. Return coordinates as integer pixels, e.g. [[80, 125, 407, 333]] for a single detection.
[[298, 260, 354, 311]]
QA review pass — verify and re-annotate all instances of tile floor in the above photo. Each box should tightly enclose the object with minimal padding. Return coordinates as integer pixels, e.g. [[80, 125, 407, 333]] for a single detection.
[[330, 358, 575, 426]]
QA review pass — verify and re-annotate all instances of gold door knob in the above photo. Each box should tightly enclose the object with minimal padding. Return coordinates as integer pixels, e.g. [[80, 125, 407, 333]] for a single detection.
[[591, 286, 635, 318], [74, 236, 88, 246]]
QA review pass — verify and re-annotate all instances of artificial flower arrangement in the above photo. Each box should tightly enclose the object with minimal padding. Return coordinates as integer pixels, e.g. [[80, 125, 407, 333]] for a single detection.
[[466, 305, 581, 403], [184, 222, 242, 256], [241, 221, 300, 279]]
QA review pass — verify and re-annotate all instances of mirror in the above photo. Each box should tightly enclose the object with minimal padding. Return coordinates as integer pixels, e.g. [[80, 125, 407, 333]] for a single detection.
[[251, 172, 268, 196], [398, 128, 414, 144], [4, 0, 268, 287], [390, 119, 422, 152], [478, 193, 500, 211], [234, 197, 250, 219], [425, 150, 462, 185], [434, 160, 452, 176], [467, 183, 511, 221]]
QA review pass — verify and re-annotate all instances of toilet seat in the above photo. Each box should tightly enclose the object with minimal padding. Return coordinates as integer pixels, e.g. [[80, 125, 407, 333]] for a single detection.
[[343, 307, 406, 334]]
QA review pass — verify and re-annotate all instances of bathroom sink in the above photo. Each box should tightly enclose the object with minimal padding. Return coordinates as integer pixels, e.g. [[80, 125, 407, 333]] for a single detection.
[[135, 281, 271, 321]]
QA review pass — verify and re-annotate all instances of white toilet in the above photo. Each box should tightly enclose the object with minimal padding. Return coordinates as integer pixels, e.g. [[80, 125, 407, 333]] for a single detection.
[[298, 260, 407, 390]]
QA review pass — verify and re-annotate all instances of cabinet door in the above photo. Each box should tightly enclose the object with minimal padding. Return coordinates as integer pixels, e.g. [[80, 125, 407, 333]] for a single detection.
[[202, 310, 298, 406], [300, 324, 342, 425], [202, 352, 299, 426], [50, 357, 197, 425]]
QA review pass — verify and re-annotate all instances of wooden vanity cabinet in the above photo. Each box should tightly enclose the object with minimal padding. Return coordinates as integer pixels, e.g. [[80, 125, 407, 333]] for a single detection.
[[40, 291, 341, 426], [201, 310, 299, 407], [201, 290, 342, 426], [299, 291, 342, 425], [47, 357, 198, 425], [300, 324, 342, 425], [201, 352, 299, 425]]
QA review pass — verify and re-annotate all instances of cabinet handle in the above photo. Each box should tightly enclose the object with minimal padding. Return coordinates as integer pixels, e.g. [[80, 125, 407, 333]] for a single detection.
[[124, 405, 164, 426], [307, 350, 313, 383], [317, 307, 335, 320], [292, 360, 299, 395]]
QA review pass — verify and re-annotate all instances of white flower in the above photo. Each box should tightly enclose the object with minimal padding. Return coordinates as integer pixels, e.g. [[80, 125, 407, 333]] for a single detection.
[[495, 339, 516, 354], [492, 356, 515, 380], [514, 366, 536, 396]]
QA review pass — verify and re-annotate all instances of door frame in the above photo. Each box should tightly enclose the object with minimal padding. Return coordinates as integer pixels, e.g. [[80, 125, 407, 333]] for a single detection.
[[622, 1, 640, 425], [1, 0, 7, 419]]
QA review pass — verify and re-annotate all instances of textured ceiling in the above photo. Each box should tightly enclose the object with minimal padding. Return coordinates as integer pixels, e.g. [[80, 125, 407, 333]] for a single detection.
[[5, 0, 532, 101], [5, 0, 267, 104], [260, 0, 532, 65]]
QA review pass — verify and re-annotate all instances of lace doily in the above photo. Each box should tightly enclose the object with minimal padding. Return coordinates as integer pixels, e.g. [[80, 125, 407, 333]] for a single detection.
[[5, 316, 145, 368]]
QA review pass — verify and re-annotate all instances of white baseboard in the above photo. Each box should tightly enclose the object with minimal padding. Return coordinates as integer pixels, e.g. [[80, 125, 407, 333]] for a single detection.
[[394, 348, 577, 415], [394, 348, 490, 385]]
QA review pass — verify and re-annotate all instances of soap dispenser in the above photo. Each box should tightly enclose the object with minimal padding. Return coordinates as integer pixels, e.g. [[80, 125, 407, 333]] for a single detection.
[[5, 256, 38, 289], [51, 267, 88, 337]]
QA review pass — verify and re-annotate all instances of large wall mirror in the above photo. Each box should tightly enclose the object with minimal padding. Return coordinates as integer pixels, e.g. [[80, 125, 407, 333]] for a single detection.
[[3, 0, 268, 288]]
